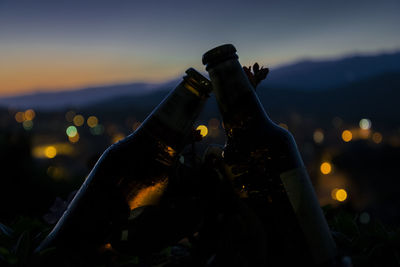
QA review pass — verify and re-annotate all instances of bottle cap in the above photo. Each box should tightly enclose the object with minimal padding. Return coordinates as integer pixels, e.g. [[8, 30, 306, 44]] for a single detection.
[[202, 44, 238, 68], [184, 68, 212, 96]]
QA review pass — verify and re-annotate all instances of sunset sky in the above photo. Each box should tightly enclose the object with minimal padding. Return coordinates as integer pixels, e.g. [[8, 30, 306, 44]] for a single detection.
[[1, 0, 399, 97]]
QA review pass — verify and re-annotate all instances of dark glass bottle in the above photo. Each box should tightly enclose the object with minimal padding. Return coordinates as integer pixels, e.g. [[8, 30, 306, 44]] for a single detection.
[[202, 44, 337, 266], [35, 68, 212, 265]]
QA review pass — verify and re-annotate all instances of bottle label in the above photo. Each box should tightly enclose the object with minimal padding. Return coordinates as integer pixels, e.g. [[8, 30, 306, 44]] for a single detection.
[[280, 167, 336, 264]]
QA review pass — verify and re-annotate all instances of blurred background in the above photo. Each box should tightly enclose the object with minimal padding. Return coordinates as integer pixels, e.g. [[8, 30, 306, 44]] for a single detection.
[[1, 0, 399, 231]]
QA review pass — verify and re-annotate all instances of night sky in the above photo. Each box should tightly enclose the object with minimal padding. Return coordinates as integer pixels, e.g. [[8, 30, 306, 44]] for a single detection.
[[1, 0, 399, 96]]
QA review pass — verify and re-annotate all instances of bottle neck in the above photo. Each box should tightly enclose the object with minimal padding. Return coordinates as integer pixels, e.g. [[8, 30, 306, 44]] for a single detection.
[[137, 79, 209, 150], [207, 58, 273, 131]]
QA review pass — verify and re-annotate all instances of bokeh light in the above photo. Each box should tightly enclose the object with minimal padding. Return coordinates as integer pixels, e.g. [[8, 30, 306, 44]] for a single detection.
[[22, 120, 33, 130], [73, 114, 85, 126], [66, 126, 78, 137], [359, 118, 372, 130], [15, 111, 25, 123], [341, 130, 352, 142], [335, 189, 348, 202], [196, 125, 208, 137], [372, 132, 383, 144], [68, 133, 80, 143], [87, 116, 99, 128], [24, 109, 36, 120], [320, 162, 332, 175], [44, 146, 57, 159], [313, 129, 324, 144]]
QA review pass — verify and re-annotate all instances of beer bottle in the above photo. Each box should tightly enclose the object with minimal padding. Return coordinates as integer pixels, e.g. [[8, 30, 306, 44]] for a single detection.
[[35, 68, 212, 265], [202, 44, 337, 266]]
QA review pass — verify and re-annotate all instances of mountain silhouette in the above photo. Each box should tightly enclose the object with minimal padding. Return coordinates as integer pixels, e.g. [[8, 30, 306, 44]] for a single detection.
[[0, 50, 399, 110], [264, 51, 400, 90]]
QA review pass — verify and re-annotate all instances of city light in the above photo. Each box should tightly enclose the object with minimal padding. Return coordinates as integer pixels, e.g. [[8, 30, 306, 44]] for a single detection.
[[331, 188, 348, 202], [32, 143, 74, 159], [22, 120, 33, 130], [359, 118, 371, 130], [87, 116, 99, 128], [320, 162, 332, 175], [196, 125, 208, 137], [44, 146, 57, 159], [73, 114, 85, 126], [313, 129, 324, 144], [372, 132, 383, 144], [14, 111, 25, 123], [66, 126, 78, 137], [24, 109, 35, 120], [341, 130, 352, 142], [69, 133, 80, 143]]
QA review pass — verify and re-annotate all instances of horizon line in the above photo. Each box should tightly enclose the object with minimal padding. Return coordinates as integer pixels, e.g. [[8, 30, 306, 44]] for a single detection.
[[1, 48, 399, 99]]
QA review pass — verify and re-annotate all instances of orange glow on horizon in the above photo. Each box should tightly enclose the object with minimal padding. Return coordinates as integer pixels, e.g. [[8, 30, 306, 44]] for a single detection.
[[0, 48, 182, 97]]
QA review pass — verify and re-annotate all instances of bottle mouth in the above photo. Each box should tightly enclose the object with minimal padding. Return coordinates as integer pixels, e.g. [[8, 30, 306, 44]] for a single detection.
[[202, 44, 238, 69], [184, 68, 212, 96]]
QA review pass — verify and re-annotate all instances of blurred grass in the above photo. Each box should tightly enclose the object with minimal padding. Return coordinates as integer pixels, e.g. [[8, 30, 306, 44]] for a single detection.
[[1, 206, 400, 266]]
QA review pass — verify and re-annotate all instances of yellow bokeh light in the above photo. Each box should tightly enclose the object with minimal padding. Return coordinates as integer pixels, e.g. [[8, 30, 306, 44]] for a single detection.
[[68, 133, 80, 143], [87, 116, 99, 128], [15, 111, 25, 123], [331, 188, 348, 202], [320, 162, 332, 175], [24, 109, 36, 120], [32, 143, 75, 159], [372, 132, 383, 144], [45, 146, 57, 159], [341, 130, 352, 142], [73, 114, 85, 126], [196, 125, 208, 137]]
